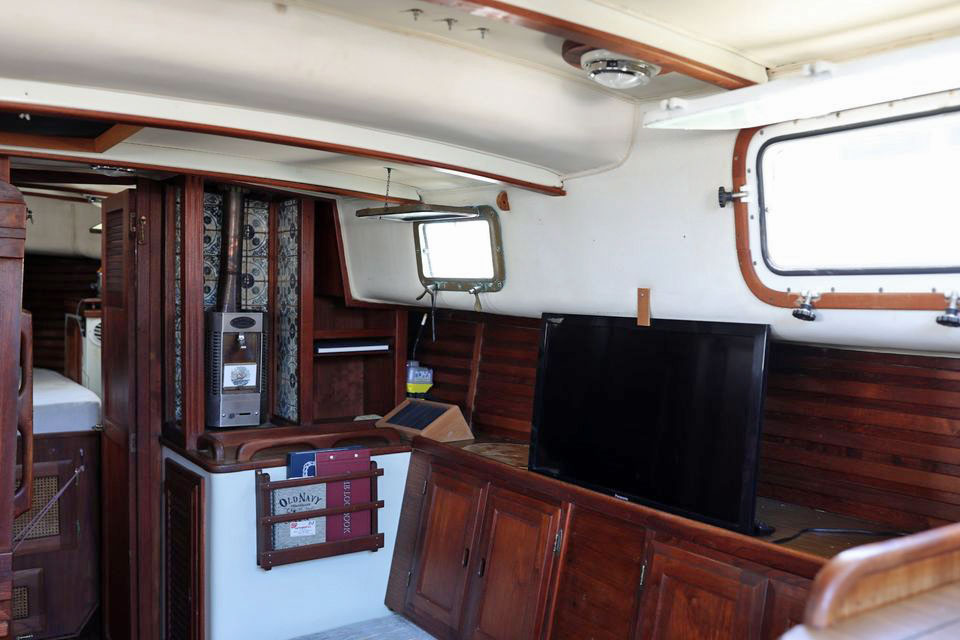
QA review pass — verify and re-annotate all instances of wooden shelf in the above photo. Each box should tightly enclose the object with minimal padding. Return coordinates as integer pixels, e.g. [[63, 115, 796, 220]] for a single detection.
[[314, 349, 393, 358], [313, 328, 395, 339]]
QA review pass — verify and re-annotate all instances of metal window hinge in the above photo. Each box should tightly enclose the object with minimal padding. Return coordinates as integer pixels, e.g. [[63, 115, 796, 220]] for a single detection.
[[406, 570, 413, 587], [553, 528, 563, 554], [129, 432, 137, 454], [422, 479, 428, 495], [639, 561, 647, 587]]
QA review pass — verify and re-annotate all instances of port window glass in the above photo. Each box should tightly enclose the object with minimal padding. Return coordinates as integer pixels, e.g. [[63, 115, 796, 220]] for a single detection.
[[758, 109, 960, 275], [414, 207, 505, 292]]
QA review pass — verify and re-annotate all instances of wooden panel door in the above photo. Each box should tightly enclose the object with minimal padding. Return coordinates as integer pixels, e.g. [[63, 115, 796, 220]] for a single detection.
[[637, 541, 769, 640], [405, 465, 485, 638], [549, 508, 648, 640], [462, 486, 562, 640], [0, 169, 27, 640], [100, 189, 139, 640]]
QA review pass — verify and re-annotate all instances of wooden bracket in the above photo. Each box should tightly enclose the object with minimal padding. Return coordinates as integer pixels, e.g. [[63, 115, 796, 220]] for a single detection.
[[637, 288, 651, 326]]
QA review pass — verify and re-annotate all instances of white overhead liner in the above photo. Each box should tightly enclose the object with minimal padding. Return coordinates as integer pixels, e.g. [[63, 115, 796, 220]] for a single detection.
[[643, 35, 960, 130], [0, 0, 637, 180]]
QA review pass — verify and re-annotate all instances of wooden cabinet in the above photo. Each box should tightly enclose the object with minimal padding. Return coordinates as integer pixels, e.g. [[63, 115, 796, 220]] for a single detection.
[[461, 486, 562, 640], [406, 467, 485, 638], [761, 577, 810, 639], [549, 508, 647, 640], [405, 465, 562, 640], [637, 541, 768, 640]]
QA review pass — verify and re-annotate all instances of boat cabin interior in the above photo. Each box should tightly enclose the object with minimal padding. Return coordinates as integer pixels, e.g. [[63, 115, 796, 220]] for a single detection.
[[3, 2, 960, 639]]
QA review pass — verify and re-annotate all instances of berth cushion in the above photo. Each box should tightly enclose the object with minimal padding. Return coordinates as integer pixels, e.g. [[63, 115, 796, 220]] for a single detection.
[[32, 368, 101, 433]]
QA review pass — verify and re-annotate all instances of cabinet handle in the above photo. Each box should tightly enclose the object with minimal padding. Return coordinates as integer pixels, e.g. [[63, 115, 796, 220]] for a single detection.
[[462, 547, 470, 567], [477, 557, 486, 577]]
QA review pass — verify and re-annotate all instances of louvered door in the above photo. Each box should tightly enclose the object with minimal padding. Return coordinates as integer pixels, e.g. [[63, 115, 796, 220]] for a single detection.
[[164, 460, 204, 640], [100, 189, 140, 640]]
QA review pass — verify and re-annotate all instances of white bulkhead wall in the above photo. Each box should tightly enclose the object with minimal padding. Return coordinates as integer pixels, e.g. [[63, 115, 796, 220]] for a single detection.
[[340, 121, 960, 355]]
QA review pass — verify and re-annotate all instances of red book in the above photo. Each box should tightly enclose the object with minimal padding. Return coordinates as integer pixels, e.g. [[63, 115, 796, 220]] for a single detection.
[[315, 449, 371, 541]]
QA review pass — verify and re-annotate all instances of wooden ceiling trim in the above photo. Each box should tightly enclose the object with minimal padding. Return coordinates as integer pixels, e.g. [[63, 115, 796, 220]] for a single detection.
[[733, 128, 946, 311], [19, 190, 92, 204], [0, 148, 419, 204], [0, 103, 566, 196], [0, 131, 95, 153], [15, 183, 114, 197], [422, 0, 759, 89], [93, 124, 143, 152]]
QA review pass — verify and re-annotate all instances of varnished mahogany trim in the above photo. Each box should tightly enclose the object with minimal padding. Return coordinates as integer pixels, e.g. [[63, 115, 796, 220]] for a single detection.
[[0, 148, 420, 204], [181, 176, 205, 450], [733, 128, 946, 311], [804, 521, 960, 629], [422, 0, 755, 89], [0, 156, 9, 182], [93, 125, 143, 152], [0, 103, 566, 196], [298, 199, 316, 425]]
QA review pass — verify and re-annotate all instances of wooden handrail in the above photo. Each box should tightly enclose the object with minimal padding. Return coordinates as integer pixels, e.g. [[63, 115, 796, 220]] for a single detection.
[[263, 500, 385, 525], [236, 429, 402, 462], [804, 521, 960, 628], [263, 467, 384, 490]]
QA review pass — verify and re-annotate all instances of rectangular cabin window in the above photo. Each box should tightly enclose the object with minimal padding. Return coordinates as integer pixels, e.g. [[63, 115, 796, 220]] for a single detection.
[[758, 109, 960, 275], [414, 208, 504, 292]]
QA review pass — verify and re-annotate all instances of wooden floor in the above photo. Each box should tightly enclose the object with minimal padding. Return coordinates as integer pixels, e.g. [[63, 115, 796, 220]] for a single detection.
[[289, 615, 436, 640]]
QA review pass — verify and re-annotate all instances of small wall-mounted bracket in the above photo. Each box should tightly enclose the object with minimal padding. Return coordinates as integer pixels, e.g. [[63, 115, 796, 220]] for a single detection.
[[718, 186, 750, 208]]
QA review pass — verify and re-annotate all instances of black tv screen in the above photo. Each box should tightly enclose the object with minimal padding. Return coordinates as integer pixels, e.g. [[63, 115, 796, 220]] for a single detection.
[[529, 314, 770, 535]]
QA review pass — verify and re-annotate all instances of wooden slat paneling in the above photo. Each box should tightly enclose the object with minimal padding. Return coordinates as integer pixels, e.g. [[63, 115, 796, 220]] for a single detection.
[[21, 255, 99, 372], [759, 343, 960, 532]]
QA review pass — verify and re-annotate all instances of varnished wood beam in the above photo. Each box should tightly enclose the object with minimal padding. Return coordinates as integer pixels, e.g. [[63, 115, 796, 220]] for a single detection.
[[93, 125, 142, 152], [0, 157, 9, 182], [422, 0, 762, 89]]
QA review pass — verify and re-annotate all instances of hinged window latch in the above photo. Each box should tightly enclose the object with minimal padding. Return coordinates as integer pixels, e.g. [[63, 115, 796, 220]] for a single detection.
[[639, 561, 647, 586], [718, 185, 750, 208]]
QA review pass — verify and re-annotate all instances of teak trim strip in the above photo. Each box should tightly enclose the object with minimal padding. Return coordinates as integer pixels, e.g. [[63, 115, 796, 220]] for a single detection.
[[422, 0, 756, 89], [733, 128, 946, 311], [0, 124, 141, 154], [0, 103, 565, 196], [804, 521, 960, 628]]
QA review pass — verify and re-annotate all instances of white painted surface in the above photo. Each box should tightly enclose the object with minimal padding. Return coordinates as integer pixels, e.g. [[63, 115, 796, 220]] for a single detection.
[[23, 195, 101, 259], [0, 0, 632, 177], [339, 92, 960, 355], [162, 449, 411, 640]]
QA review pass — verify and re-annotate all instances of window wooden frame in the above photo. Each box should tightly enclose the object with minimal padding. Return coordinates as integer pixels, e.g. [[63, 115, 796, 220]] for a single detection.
[[733, 127, 946, 311]]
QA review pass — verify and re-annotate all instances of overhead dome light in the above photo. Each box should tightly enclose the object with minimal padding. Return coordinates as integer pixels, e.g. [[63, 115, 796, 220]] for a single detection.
[[581, 49, 660, 90]]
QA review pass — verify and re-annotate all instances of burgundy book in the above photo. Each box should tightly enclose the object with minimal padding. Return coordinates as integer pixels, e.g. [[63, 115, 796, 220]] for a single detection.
[[315, 449, 371, 541]]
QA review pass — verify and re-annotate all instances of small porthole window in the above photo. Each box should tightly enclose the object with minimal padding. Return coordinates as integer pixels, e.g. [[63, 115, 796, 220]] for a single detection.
[[758, 108, 960, 275], [414, 205, 505, 292]]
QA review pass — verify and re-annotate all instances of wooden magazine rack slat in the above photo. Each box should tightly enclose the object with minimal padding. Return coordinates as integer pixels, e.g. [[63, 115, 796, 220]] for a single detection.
[[255, 462, 384, 570]]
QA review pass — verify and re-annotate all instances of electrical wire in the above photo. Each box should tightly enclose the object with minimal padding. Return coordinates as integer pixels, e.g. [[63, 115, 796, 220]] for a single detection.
[[771, 527, 909, 545]]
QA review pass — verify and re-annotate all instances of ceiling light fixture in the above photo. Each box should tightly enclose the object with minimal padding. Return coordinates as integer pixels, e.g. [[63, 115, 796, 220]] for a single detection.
[[89, 165, 136, 177], [937, 291, 960, 327], [355, 167, 480, 222], [581, 49, 660, 90]]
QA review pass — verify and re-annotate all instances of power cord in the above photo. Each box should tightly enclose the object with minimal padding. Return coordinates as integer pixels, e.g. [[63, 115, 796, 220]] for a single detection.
[[772, 527, 909, 545]]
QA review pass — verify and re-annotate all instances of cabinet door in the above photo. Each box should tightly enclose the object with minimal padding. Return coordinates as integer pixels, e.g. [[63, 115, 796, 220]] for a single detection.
[[405, 466, 485, 638], [462, 486, 562, 640], [549, 508, 647, 640], [637, 541, 768, 640], [761, 577, 810, 640]]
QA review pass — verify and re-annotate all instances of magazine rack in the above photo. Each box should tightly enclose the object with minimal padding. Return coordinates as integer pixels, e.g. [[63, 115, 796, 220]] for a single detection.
[[255, 462, 384, 570]]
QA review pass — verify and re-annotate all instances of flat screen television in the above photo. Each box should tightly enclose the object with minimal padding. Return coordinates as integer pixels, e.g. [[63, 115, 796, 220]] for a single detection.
[[529, 313, 770, 535]]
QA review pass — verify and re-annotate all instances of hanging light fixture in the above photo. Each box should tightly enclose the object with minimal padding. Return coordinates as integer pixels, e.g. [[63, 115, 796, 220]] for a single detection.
[[581, 49, 660, 90], [355, 167, 481, 222]]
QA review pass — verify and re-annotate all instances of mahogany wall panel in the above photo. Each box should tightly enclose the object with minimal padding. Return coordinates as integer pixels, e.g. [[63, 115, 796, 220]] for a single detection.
[[22, 255, 99, 372], [759, 344, 960, 532]]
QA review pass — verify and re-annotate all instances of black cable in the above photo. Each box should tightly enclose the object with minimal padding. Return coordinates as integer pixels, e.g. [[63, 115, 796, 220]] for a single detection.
[[410, 313, 428, 360], [771, 527, 909, 545]]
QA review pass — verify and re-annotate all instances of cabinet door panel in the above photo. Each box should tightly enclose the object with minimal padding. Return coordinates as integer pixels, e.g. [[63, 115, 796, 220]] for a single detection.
[[638, 541, 768, 640], [762, 577, 810, 640], [464, 486, 562, 640], [405, 466, 485, 637], [550, 508, 647, 640]]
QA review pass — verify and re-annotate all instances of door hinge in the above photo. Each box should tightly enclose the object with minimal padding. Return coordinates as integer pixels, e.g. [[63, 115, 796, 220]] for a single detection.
[[422, 479, 428, 495], [553, 527, 563, 554], [639, 561, 647, 587], [129, 432, 137, 454], [129, 211, 137, 238], [137, 215, 147, 245], [406, 570, 413, 587]]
